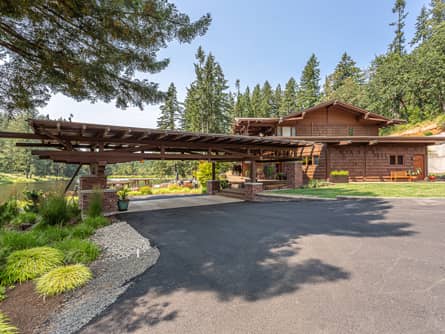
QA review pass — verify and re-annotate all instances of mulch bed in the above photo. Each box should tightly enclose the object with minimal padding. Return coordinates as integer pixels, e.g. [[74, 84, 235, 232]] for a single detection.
[[0, 281, 64, 334]]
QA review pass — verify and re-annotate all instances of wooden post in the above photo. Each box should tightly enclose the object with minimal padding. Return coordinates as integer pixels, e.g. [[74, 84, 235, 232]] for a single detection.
[[211, 162, 216, 181], [250, 160, 257, 182]]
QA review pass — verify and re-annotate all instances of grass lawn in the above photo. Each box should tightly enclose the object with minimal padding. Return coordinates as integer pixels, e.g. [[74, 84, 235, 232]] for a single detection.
[[273, 182, 445, 198], [0, 173, 66, 185]]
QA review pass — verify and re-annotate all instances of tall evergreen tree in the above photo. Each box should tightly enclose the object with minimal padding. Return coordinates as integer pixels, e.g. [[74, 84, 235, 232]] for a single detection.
[[157, 83, 182, 130], [297, 54, 321, 109], [430, 0, 445, 27], [279, 78, 298, 115], [411, 5, 430, 45], [183, 47, 230, 133], [259, 81, 273, 117], [243, 86, 253, 117], [232, 79, 244, 118], [389, 0, 408, 55], [0, 1, 211, 116], [251, 84, 262, 117], [271, 84, 282, 117]]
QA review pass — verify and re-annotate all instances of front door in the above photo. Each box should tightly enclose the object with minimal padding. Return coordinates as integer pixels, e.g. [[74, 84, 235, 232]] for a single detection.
[[413, 154, 425, 179]]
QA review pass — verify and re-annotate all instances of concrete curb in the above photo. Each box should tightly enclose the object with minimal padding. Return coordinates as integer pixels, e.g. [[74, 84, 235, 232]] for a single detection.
[[258, 192, 445, 201]]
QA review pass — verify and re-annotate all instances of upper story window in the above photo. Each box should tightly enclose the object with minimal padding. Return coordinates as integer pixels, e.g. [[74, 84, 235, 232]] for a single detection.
[[277, 127, 296, 136]]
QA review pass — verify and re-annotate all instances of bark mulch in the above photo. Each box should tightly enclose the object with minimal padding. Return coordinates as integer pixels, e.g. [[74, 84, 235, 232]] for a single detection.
[[0, 281, 64, 334]]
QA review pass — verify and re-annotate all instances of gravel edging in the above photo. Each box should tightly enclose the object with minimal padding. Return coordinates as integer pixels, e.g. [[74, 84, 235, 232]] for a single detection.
[[36, 221, 160, 334]]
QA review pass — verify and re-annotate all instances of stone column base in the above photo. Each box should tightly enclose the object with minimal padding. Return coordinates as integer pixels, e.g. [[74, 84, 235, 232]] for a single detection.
[[245, 182, 264, 200], [79, 189, 118, 215], [284, 161, 304, 188], [206, 180, 221, 195]]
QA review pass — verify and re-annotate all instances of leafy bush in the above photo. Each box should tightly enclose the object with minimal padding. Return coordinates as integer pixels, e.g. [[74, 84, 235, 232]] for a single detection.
[[305, 179, 329, 189], [0, 312, 18, 334], [52, 239, 100, 264], [67, 201, 81, 222], [40, 195, 70, 226], [330, 170, 349, 176], [36, 264, 92, 297], [12, 212, 38, 229], [86, 190, 102, 218], [0, 199, 19, 227], [23, 189, 42, 213], [139, 186, 152, 195], [196, 161, 214, 189], [2, 247, 64, 285], [83, 216, 109, 229], [69, 223, 95, 239], [423, 130, 433, 136], [0, 286, 6, 302]]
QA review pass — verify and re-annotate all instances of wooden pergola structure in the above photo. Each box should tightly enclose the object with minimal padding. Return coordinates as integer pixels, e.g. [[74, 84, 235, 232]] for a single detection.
[[0, 119, 312, 208]]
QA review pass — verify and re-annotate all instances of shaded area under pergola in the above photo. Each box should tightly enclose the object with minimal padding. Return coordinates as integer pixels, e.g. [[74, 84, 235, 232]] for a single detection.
[[0, 119, 311, 212]]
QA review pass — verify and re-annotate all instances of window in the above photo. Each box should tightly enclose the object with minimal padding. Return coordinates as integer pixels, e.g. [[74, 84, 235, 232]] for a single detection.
[[277, 127, 297, 137], [313, 155, 320, 165], [348, 127, 354, 136], [291, 127, 297, 136], [390, 155, 404, 165]]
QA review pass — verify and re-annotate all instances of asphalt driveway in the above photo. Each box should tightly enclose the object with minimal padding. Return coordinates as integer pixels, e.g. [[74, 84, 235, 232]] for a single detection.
[[81, 198, 445, 334]]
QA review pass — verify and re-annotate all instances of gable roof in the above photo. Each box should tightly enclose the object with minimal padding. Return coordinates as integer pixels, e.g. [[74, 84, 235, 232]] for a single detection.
[[284, 100, 405, 124]]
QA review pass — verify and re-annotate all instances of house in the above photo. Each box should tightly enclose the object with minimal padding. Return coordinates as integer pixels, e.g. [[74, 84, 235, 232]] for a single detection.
[[233, 100, 445, 182]]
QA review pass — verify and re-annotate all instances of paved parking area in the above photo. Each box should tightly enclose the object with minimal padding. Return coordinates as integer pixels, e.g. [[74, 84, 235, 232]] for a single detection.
[[82, 198, 445, 334]]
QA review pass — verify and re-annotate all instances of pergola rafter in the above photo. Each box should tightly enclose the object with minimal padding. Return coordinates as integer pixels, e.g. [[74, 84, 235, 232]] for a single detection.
[[0, 119, 313, 165]]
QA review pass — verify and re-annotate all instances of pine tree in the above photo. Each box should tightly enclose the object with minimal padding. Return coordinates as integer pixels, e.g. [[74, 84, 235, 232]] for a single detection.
[[430, 0, 445, 27], [251, 84, 262, 117], [279, 78, 298, 115], [0, 1, 211, 115], [233, 79, 244, 118], [297, 54, 321, 109], [259, 81, 273, 117], [243, 87, 253, 117], [183, 47, 230, 133], [411, 5, 431, 46], [389, 0, 408, 55], [271, 84, 282, 117], [323, 53, 363, 100], [157, 83, 182, 130]]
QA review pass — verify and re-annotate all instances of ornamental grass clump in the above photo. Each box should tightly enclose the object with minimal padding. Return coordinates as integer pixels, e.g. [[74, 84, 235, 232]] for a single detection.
[[2, 247, 64, 285], [36, 264, 92, 297], [83, 216, 109, 229], [0, 312, 18, 334], [39, 195, 70, 226], [52, 238, 100, 264]]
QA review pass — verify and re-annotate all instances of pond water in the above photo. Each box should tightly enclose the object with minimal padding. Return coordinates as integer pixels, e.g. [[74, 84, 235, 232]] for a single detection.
[[0, 181, 67, 202]]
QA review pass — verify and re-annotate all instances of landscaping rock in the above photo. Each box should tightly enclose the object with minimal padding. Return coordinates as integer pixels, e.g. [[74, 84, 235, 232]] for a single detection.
[[35, 221, 159, 334]]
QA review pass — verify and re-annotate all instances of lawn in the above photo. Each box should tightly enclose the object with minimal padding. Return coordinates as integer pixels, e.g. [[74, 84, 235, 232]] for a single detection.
[[0, 173, 66, 185], [273, 182, 445, 198]]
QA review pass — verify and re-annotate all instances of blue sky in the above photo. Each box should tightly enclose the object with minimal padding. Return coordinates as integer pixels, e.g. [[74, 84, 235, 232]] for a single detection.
[[40, 0, 427, 128]]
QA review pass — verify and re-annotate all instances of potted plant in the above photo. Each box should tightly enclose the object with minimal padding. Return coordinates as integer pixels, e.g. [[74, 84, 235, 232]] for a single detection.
[[330, 170, 349, 183], [117, 187, 130, 211], [428, 174, 437, 182]]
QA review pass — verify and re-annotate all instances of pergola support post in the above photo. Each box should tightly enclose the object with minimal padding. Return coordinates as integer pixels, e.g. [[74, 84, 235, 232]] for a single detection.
[[250, 160, 257, 182], [79, 162, 118, 215], [284, 161, 304, 188]]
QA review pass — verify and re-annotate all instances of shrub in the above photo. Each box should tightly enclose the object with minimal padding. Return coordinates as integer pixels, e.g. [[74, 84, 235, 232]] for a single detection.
[[83, 216, 109, 229], [139, 186, 152, 195], [12, 212, 38, 229], [36, 264, 92, 297], [23, 189, 42, 213], [40, 195, 70, 226], [69, 223, 95, 239], [86, 190, 102, 218], [67, 201, 81, 222], [36, 225, 71, 243], [0, 312, 18, 334], [423, 130, 433, 136], [2, 247, 64, 285], [52, 239, 100, 264], [0, 199, 19, 227], [330, 170, 349, 176]]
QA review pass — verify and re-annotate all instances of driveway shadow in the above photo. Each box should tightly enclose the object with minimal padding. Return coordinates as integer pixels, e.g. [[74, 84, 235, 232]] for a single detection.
[[81, 199, 415, 333]]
